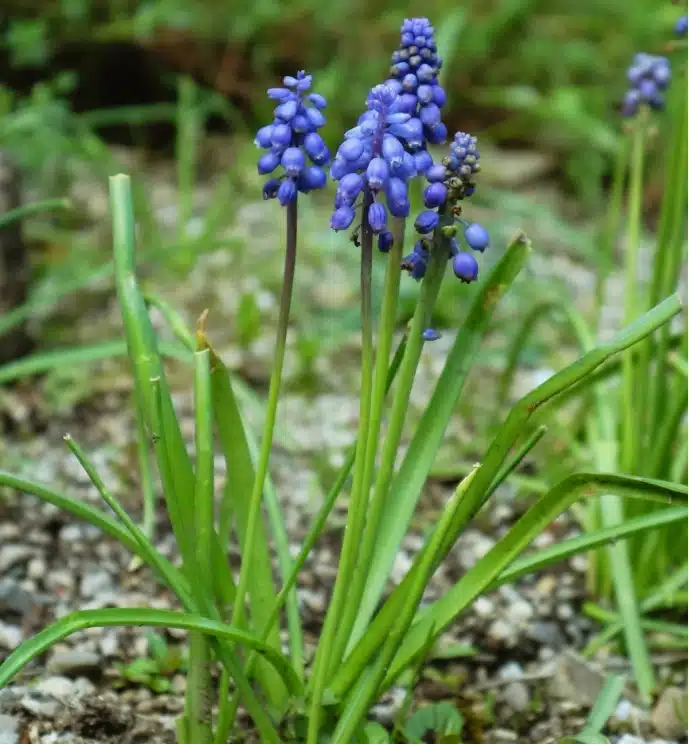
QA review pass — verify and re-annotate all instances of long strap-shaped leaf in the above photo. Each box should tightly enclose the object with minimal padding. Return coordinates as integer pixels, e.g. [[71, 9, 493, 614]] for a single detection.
[[332, 296, 682, 700], [200, 334, 288, 704], [349, 233, 531, 649], [0, 471, 182, 581], [380, 473, 686, 692], [0, 608, 301, 696], [330, 474, 686, 700], [491, 505, 688, 589]]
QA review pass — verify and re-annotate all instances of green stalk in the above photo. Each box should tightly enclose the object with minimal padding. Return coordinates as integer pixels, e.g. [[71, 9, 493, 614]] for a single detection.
[[377, 474, 684, 695], [219, 335, 410, 735], [229, 198, 298, 646], [185, 349, 214, 744], [583, 563, 688, 656], [110, 175, 196, 569], [620, 114, 646, 473], [177, 76, 199, 247], [593, 139, 628, 330], [331, 298, 681, 700], [592, 348, 655, 700], [331, 470, 478, 743], [581, 674, 626, 734], [62, 435, 196, 608], [349, 234, 531, 649], [327, 218, 406, 671], [647, 378, 688, 478], [0, 462, 279, 741], [306, 191, 377, 742], [584, 604, 688, 638], [487, 425, 547, 498], [648, 91, 688, 437], [334, 216, 449, 664], [133, 392, 156, 540]]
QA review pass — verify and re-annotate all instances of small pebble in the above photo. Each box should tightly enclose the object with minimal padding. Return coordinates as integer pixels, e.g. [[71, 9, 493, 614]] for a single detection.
[[556, 603, 574, 620], [80, 569, 114, 599], [99, 632, 119, 657], [502, 680, 530, 712], [0, 545, 34, 574], [27, 558, 46, 581], [19, 695, 59, 718], [0, 580, 36, 615], [651, 686, 688, 739], [47, 649, 101, 677], [488, 619, 516, 645], [473, 596, 495, 618], [34, 676, 76, 700], [45, 570, 76, 593], [492, 729, 518, 741], [0, 622, 22, 650], [0, 713, 19, 744], [498, 662, 524, 681]]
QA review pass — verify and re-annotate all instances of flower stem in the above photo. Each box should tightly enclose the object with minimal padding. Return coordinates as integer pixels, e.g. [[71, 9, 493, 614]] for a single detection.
[[647, 81, 688, 437], [593, 138, 628, 333], [328, 218, 404, 668], [307, 190, 375, 744], [220, 334, 410, 733], [620, 113, 646, 474], [337, 215, 449, 660], [229, 198, 298, 645], [185, 348, 215, 744]]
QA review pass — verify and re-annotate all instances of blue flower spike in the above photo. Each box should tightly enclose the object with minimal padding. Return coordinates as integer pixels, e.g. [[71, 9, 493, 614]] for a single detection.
[[255, 71, 330, 203], [621, 53, 672, 117], [387, 17, 448, 156], [403, 130, 488, 285], [330, 83, 421, 248], [675, 15, 687, 36]]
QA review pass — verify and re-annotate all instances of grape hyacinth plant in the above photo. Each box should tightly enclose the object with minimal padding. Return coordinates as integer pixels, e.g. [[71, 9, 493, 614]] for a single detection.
[[0, 15, 686, 744]]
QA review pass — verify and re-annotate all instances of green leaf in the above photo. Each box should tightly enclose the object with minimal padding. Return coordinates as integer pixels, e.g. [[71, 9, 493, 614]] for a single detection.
[[350, 233, 531, 648], [0, 197, 70, 229], [582, 673, 626, 733], [200, 335, 289, 704], [0, 608, 301, 696], [108, 176, 281, 743], [361, 722, 391, 743], [382, 474, 686, 691], [0, 471, 185, 591], [405, 702, 464, 742], [0, 339, 190, 386], [491, 506, 688, 589]]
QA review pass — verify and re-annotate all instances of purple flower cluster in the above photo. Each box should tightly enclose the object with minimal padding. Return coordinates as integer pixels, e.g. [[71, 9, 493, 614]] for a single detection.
[[255, 71, 330, 205], [329, 83, 422, 249], [402, 131, 489, 286], [621, 54, 672, 117], [387, 17, 447, 153], [676, 15, 688, 35]]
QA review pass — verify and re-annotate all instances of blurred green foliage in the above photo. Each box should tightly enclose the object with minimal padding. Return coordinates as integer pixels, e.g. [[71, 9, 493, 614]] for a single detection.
[[1, 0, 680, 203]]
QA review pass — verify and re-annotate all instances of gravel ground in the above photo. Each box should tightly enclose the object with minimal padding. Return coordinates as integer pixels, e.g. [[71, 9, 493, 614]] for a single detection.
[[1, 149, 687, 743]]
